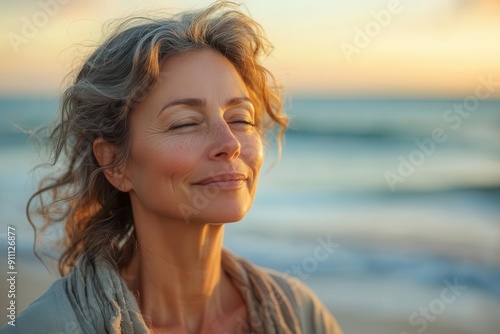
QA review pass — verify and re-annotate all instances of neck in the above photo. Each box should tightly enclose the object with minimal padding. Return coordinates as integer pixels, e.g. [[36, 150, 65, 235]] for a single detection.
[[119, 208, 238, 333]]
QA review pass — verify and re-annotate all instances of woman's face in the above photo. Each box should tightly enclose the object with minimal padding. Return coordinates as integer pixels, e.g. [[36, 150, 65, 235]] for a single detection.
[[121, 49, 263, 225]]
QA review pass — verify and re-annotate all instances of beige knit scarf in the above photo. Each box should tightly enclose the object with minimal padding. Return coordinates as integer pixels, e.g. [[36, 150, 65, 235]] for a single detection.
[[67, 249, 300, 333]]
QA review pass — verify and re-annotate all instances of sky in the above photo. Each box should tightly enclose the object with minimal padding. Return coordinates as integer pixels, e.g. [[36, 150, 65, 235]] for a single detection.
[[1, 0, 500, 98]]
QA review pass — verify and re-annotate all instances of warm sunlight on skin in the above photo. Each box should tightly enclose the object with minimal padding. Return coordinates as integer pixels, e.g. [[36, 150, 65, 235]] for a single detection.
[[123, 48, 263, 226], [98, 49, 263, 333]]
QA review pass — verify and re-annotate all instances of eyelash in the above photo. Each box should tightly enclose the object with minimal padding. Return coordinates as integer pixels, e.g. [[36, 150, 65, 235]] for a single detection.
[[170, 123, 198, 130], [230, 120, 255, 127], [170, 120, 255, 131]]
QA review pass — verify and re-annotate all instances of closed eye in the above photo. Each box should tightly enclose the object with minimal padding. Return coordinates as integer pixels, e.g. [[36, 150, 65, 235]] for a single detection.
[[230, 120, 255, 126], [170, 123, 199, 130]]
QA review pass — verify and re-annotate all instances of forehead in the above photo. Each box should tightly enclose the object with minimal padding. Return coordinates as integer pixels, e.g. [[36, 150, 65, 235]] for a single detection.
[[154, 48, 249, 100]]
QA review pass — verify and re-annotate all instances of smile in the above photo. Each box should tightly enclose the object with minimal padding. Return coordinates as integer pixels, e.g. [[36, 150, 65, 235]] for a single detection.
[[194, 172, 247, 189]]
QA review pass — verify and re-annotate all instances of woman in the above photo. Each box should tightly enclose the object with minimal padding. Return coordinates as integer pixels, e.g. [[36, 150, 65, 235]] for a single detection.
[[2, 2, 343, 333]]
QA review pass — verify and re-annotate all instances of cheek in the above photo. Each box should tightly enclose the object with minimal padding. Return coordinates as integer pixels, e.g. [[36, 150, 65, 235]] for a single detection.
[[242, 134, 264, 172], [129, 137, 202, 186]]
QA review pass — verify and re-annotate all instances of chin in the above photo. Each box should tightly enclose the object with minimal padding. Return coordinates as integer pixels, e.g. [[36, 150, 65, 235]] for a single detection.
[[206, 210, 249, 224], [190, 202, 251, 225]]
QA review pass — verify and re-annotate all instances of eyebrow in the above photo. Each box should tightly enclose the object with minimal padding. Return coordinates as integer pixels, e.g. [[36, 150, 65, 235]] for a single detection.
[[159, 96, 254, 116], [225, 97, 254, 108]]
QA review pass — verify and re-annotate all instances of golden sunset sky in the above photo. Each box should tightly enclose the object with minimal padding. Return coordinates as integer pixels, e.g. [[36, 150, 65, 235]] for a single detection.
[[1, 0, 500, 97]]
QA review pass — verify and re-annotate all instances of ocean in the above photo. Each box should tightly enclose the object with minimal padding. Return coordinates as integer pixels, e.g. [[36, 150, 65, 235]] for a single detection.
[[1, 97, 500, 333]]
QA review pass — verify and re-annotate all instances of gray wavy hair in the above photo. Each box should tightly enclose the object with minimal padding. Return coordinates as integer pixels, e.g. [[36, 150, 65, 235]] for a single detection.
[[28, 1, 288, 275]]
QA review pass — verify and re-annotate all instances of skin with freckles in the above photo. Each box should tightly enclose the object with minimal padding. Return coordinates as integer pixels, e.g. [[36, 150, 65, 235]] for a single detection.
[[94, 49, 263, 333]]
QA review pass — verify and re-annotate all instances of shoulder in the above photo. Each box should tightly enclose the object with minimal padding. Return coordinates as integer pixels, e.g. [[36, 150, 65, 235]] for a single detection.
[[261, 267, 344, 334], [0, 278, 84, 334]]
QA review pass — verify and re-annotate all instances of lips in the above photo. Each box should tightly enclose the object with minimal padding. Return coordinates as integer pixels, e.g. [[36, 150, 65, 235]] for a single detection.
[[194, 172, 247, 187]]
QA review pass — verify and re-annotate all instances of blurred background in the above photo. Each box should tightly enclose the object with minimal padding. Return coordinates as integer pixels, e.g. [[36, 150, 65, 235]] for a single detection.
[[1, 0, 500, 333]]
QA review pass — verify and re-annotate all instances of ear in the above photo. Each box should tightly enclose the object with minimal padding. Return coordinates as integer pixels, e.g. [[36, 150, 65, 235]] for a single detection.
[[93, 138, 132, 192]]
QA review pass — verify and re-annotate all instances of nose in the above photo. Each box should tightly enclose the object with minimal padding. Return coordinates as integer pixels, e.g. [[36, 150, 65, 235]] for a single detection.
[[208, 120, 241, 161]]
